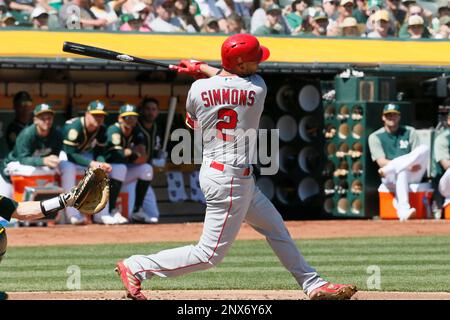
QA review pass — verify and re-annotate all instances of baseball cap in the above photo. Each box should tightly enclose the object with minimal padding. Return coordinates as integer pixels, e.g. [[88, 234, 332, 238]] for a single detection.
[[119, 104, 139, 117], [408, 15, 424, 26], [340, 0, 354, 6], [383, 103, 401, 115], [31, 6, 48, 19], [313, 11, 328, 21], [266, 4, 282, 15], [34, 103, 54, 116], [87, 100, 108, 115], [341, 17, 357, 28], [374, 9, 389, 22]]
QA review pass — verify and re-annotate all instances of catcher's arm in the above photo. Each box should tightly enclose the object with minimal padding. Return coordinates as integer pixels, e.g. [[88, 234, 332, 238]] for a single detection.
[[40, 168, 109, 217]]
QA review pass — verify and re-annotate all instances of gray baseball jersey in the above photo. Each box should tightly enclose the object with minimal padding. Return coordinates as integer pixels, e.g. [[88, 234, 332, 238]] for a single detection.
[[123, 74, 327, 295], [186, 75, 266, 166]]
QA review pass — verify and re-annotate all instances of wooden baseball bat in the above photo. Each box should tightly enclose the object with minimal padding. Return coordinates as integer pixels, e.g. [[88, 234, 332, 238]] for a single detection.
[[62, 42, 175, 69], [162, 96, 178, 154]]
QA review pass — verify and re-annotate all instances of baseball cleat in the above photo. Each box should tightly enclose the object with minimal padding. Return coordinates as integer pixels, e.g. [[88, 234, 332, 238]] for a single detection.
[[111, 209, 129, 225], [69, 214, 87, 225], [398, 208, 417, 221], [115, 261, 147, 300], [309, 282, 357, 300], [131, 210, 159, 224]]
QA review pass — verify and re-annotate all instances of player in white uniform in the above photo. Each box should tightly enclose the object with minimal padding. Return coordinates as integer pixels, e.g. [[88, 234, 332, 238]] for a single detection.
[[115, 34, 357, 300], [434, 110, 450, 207]]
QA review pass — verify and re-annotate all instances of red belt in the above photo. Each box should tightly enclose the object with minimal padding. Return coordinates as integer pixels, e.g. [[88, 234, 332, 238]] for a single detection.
[[210, 161, 251, 176]]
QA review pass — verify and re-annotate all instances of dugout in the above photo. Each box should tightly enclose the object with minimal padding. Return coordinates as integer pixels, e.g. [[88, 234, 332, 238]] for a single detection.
[[0, 31, 449, 222]]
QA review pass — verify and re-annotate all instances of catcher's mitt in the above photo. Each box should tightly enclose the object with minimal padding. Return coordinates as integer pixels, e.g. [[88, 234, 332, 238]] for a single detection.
[[72, 168, 110, 215]]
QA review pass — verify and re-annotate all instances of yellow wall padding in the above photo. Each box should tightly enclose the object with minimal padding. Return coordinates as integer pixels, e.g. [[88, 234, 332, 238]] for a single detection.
[[0, 31, 449, 66]]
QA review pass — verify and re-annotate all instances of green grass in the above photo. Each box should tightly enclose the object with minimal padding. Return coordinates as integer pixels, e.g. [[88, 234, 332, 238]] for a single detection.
[[1, 236, 450, 292]]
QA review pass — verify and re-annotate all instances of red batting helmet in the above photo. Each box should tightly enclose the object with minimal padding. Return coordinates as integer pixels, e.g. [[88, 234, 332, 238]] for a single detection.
[[221, 34, 270, 71]]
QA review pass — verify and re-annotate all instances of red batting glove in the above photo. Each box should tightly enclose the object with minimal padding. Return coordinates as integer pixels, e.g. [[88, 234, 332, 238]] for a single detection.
[[169, 59, 207, 80]]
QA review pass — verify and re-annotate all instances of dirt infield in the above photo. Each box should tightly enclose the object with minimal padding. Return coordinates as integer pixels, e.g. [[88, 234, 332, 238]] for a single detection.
[[6, 219, 450, 247], [5, 290, 450, 300], [4, 219, 450, 300]]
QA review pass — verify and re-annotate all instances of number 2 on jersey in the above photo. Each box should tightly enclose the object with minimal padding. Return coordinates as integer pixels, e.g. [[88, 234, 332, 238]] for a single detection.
[[216, 108, 238, 141]]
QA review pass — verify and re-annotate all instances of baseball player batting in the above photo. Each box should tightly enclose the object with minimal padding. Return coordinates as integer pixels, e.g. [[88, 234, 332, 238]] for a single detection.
[[115, 34, 357, 300]]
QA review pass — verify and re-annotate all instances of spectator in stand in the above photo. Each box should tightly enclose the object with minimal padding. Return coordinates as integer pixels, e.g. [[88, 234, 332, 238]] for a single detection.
[[353, 0, 368, 23], [341, 16, 360, 36], [119, 11, 151, 31], [59, 0, 108, 29], [328, 0, 354, 36], [406, 14, 427, 38], [31, 6, 50, 29], [0, 12, 16, 27], [90, 0, 126, 31], [366, 9, 391, 38], [195, 0, 227, 32], [431, 1, 450, 36], [252, 3, 285, 35], [226, 12, 246, 33], [149, 0, 185, 32], [322, 0, 338, 33], [364, 0, 385, 34], [434, 15, 450, 39], [322, 0, 338, 20], [285, 0, 308, 35], [398, 4, 430, 38], [121, 0, 143, 13], [216, 0, 250, 19], [308, 10, 329, 36], [386, 0, 406, 33], [300, 5, 319, 34], [251, 0, 290, 34], [8, 0, 56, 14], [200, 16, 220, 32], [174, 0, 199, 32]]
